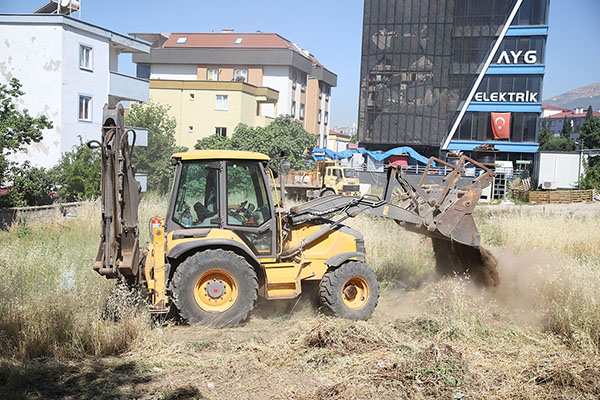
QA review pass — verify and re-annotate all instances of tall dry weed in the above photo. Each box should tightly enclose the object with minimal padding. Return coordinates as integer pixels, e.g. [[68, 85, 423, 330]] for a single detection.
[[0, 196, 169, 360]]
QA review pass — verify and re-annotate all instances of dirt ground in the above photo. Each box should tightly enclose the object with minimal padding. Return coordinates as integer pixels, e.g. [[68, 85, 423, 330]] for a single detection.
[[3, 289, 600, 400]]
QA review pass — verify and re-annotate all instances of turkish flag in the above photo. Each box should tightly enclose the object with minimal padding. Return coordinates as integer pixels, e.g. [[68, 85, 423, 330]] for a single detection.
[[491, 112, 511, 139]]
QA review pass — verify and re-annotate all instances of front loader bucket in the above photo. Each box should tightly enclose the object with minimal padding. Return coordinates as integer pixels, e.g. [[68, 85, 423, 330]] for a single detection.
[[385, 155, 498, 286]]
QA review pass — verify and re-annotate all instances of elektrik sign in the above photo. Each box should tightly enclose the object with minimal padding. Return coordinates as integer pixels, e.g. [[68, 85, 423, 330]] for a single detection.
[[474, 91, 538, 102]]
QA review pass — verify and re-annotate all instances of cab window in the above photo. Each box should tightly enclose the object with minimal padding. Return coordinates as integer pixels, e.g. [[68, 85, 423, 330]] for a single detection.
[[226, 162, 271, 227], [343, 168, 357, 178], [333, 169, 342, 179], [172, 162, 220, 227]]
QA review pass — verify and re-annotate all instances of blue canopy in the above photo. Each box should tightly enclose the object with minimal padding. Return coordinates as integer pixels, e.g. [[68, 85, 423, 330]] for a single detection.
[[312, 146, 431, 166]]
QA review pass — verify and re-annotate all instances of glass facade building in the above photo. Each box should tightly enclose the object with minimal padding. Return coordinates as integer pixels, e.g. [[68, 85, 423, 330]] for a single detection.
[[358, 0, 549, 161]]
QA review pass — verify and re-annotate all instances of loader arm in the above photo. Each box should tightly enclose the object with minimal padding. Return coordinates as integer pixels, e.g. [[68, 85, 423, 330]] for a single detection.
[[91, 104, 141, 279], [284, 155, 494, 256]]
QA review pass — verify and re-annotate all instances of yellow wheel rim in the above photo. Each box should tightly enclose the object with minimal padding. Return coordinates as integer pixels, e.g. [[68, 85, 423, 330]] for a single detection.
[[342, 277, 370, 310], [193, 269, 238, 313]]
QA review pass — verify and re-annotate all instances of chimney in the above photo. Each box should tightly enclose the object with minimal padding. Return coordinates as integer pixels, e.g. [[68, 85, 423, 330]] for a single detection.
[[575, 107, 583, 115], [221, 29, 234, 33]]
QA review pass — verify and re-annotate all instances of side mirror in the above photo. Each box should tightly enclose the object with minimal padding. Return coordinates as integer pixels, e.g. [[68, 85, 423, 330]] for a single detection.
[[281, 159, 291, 176], [267, 162, 279, 179]]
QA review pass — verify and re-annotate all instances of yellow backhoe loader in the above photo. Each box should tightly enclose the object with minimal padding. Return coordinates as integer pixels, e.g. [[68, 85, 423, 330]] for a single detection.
[[92, 104, 495, 327]]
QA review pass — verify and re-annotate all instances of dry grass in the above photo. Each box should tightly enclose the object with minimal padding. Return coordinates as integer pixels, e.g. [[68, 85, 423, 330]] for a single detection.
[[1, 199, 600, 398], [0, 195, 167, 361]]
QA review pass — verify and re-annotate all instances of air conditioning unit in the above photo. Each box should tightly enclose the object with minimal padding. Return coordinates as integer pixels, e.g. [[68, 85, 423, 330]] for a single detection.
[[542, 181, 557, 190]]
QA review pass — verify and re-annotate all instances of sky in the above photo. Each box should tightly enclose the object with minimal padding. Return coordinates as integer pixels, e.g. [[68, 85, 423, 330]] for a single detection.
[[1, 0, 598, 126]]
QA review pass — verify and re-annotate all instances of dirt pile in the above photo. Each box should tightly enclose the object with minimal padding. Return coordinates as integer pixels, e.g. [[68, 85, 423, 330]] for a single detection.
[[432, 238, 499, 287]]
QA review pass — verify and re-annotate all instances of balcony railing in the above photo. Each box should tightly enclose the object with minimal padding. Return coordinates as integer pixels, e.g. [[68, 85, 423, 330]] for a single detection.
[[109, 71, 149, 103]]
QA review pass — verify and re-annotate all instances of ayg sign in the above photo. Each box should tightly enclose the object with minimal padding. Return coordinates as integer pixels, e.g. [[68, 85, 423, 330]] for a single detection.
[[496, 50, 538, 64]]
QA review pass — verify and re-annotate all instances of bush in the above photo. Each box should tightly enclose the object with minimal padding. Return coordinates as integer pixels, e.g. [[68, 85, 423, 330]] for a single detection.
[[0, 162, 55, 208], [52, 142, 101, 202], [580, 156, 600, 191], [125, 102, 186, 193]]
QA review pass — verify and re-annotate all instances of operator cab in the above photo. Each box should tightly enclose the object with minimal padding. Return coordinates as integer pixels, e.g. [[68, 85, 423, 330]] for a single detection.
[[168, 150, 278, 257]]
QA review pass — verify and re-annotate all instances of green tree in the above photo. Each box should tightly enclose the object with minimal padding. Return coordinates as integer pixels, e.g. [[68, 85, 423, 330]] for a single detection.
[[0, 161, 55, 207], [538, 123, 574, 151], [580, 156, 600, 191], [586, 105, 594, 120], [195, 115, 317, 170], [52, 141, 101, 201], [350, 133, 358, 143], [560, 117, 572, 139], [0, 78, 53, 182], [125, 102, 186, 193], [579, 115, 600, 149]]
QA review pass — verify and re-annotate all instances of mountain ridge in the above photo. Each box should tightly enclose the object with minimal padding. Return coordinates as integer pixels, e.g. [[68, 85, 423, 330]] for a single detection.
[[544, 82, 600, 111]]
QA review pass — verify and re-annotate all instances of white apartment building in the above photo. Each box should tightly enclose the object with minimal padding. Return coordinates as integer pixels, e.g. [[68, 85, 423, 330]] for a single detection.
[[131, 32, 337, 144], [0, 14, 150, 169]]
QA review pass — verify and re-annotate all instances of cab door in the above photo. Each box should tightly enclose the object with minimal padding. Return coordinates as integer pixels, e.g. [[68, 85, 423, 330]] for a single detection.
[[223, 161, 276, 258]]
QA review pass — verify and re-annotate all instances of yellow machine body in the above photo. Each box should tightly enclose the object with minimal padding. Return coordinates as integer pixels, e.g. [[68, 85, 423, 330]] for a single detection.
[[94, 104, 493, 325]]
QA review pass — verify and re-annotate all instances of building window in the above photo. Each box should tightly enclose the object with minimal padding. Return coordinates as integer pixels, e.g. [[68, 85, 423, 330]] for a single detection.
[[188, 126, 194, 133], [216, 127, 227, 137], [79, 45, 92, 71], [189, 93, 195, 101], [299, 103, 305, 120], [136, 63, 150, 79], [318, 109, 322, 124], [234, 37, 243, 45], [176, 37, 188, 44], [292, 69, 297, 89], [216, 95, 228, 110], [324, 111, 329, 125], [233, 69, 248, 82], [207, 68, 219, 81], [291, 101, 296, 118], [79, 95, 91, 121]]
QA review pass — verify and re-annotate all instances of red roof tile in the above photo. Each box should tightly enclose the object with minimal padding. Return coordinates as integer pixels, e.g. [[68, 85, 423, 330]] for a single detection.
[[541, 104, 571, 111], [164, 33, 296, 50], [540, 109, 600, 119]]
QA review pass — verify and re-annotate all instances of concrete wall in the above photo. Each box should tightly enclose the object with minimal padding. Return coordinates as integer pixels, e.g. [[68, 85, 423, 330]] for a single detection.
[[0, 202, 81, 230], [61, 26, 110, 154], [263, 65, 291, 118], [151, 64, 197, 80], [1, 23, 123, 168], [1, 24, 63, 168]]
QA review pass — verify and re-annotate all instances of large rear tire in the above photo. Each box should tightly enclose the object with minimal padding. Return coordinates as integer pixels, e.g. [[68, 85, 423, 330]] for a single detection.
[[319, 261, 379, 320], [172, 249, 258, 327]]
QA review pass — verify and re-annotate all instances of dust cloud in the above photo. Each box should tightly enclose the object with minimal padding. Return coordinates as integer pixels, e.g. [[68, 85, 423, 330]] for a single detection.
[[432, 238, 499, 287]]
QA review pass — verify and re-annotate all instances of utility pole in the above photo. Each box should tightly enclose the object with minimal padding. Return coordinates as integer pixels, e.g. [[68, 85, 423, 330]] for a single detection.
[[578, 137, 584, 189]]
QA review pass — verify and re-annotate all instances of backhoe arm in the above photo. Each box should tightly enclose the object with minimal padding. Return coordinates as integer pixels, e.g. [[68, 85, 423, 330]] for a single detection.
[[91, 104, 140, 279]]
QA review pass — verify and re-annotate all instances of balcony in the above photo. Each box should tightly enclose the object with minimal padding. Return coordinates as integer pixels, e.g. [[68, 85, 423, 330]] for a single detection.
[[109, 71, 149, 104]]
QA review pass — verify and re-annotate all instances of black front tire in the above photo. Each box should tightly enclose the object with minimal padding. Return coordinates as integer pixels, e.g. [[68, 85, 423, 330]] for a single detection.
[[172, 249, 258, 327], [319, 261, 380, 320], [319, 188, 336, 197]]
